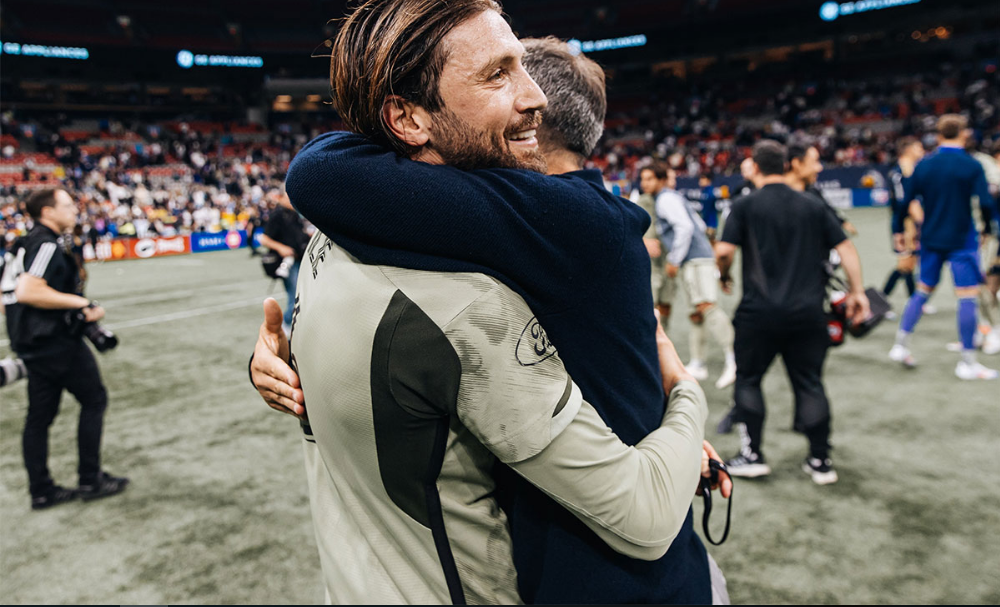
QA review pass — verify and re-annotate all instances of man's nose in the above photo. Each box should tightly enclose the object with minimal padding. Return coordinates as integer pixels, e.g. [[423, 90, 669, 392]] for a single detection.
[[515, 69, 547, 115]]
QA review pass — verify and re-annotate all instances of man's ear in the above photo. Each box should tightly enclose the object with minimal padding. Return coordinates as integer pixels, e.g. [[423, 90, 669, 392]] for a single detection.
[[382, 95, 433, 149]]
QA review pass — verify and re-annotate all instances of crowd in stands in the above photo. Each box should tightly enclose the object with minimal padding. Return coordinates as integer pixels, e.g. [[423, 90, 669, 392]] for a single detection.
[[0, 113, 335, 245], [2, 58, 998, 246], [591, 60, 1000, 183]]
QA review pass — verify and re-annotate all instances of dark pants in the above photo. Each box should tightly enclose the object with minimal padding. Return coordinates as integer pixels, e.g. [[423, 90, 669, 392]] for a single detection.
[[247, 226, 258, 256], [732, 313, 831, 459], [22, 340, 108, 497]]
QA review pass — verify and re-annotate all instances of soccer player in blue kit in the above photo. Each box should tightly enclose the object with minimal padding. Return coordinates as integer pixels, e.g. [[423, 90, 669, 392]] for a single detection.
[[889, 115, 999, 380]]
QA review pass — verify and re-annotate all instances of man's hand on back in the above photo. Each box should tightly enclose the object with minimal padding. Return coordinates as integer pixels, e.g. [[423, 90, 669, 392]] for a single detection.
[[654, 309, 695, 394], [252, 298, 306, 419], [643, 238, 662, 259]]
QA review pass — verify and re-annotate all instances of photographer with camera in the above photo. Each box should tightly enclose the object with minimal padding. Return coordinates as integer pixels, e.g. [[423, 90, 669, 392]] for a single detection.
[[258, 187, 308, 336], [1, 188, 128, 510]]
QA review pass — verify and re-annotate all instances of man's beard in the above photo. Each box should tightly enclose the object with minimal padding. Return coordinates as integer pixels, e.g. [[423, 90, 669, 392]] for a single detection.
[[427, 107, 547, 173]]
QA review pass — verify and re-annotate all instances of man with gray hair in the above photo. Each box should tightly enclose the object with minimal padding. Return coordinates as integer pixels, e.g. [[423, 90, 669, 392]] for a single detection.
[[520, 37, 606, 173]]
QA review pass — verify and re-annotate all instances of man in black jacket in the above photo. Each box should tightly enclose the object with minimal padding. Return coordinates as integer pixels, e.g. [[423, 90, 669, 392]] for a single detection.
[[1, 188, 127, 510], [259, 189, 309, 335]]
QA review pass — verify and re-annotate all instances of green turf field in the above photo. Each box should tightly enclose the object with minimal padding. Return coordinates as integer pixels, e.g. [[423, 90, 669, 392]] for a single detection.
[[1, 207, 997, 604]]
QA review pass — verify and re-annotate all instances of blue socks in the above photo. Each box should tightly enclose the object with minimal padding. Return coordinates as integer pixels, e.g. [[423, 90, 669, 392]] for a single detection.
[[900, 290, 929, 335], [958, 298, 977, 351]]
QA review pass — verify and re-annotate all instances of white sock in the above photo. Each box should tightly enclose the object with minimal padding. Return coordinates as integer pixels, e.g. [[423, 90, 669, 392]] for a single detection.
[[689, 322, 706, 364], [895, 330, 912, 348], [961, 350, 977, 365], [704, 306, 735, 354]]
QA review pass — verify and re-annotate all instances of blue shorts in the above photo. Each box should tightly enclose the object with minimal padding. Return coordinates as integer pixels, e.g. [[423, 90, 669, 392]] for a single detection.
[[920, 248, 983, 289]]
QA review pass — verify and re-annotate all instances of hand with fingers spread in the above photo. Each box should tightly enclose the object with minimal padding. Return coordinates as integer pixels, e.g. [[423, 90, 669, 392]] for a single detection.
[[251, 298, 306, 419]]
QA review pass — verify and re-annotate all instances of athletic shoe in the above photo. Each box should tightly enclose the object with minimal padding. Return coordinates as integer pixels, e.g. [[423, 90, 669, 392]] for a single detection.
[[725, 452, 771, 478], [686, 361, 709, 381], [955, 361, 999, 381], [983, 330, 1000, 356], [78, 472, 130, 502], [31, 485, 78, 511], [884, 310, 898, 321], [922, 304, 938, 315], [888, 344, 917, 368], [715, 362, 737, 389], [802, 457, 839, 485]]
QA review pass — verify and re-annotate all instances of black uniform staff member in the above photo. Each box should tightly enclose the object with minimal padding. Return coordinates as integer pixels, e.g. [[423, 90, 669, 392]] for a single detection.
[[1, 188, 128, 510], [259, 189, 309, 334], [715, 141, 870, 485]]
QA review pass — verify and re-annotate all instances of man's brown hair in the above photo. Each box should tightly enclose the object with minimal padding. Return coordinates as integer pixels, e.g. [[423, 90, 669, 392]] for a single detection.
[[25, 188, 63, 220], [520, 37, 606, 159], [895, 136, 919, 158], [643, 162, 670, 181], [937, 114, 967, 140], [328, 0, 502, 156]]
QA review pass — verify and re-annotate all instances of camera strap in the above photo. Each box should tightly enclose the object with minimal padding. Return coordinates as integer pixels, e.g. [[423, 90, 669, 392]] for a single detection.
[[699, 458, 733, 546]]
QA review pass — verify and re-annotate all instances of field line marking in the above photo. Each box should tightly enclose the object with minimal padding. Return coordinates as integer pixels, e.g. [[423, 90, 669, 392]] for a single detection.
[[0, 293, 287, 347], [100, 279, 271, 308]]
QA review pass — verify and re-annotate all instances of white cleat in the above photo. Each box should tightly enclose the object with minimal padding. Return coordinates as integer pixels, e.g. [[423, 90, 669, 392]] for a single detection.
[[715, 363, 737, 389], [686, 362, 709, 381], [955, 361, 999, 380], [889, 344, 917, 368], [984, 331, 1000, 356], [922, 304, 938, 315]]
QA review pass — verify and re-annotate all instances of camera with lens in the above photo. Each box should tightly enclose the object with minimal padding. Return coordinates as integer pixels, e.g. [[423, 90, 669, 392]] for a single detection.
[[65, 305, 119, 353]]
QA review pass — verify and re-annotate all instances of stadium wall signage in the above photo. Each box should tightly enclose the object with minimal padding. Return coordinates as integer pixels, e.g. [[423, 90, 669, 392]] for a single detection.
[[0, 42, 89, 60], [81, 231, 265, 262], [819, 0, 921, 22], [176, 49, 264, 69], [190, 230, 262, 253], [567, 35, 647, 55], [84, 236, 191, 262]]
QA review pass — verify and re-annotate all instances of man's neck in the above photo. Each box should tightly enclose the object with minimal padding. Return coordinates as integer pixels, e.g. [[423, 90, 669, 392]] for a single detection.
[[544, 149, 584, 176], [938, 139, 963, 149], [412, 148, 446, 166], [785, 174, 805, 191], [759, 175, 787, 186], [38, 218, 63, 234]]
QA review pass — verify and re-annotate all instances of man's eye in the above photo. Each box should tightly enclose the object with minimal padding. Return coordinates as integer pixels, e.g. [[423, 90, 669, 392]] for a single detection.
[[490, 68, 506, 81]]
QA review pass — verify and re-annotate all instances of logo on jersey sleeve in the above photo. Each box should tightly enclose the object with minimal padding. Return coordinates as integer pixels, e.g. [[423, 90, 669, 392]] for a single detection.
[[516, 317, 558, 366]]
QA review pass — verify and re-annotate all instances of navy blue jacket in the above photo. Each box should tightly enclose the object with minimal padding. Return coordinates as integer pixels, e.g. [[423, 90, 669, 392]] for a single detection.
[[286, 132, 711, 604], [904, 146, 997, 251]]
